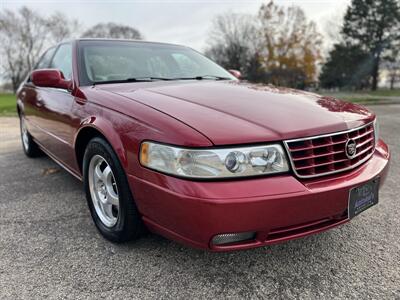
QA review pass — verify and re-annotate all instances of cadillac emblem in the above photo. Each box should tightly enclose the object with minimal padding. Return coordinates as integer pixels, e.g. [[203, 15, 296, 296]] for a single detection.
[[345, 139, 357, 159]]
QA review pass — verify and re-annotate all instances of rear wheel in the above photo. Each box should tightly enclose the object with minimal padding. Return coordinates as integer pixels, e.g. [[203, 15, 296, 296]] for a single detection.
[[20, 116, 41, 157], [83, 137, 145, 242]]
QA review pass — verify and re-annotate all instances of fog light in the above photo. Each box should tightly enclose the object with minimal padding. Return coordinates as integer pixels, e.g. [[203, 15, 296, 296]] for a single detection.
[[211, 232, 256, 245]]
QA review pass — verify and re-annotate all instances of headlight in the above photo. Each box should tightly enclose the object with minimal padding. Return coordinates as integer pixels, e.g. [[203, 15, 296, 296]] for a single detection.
[[140, 141, 289, 179], [373, 118, 379, 145]]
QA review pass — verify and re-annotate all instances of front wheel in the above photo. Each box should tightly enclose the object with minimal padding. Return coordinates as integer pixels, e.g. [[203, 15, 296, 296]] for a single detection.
[[83, 137, 145, 242]]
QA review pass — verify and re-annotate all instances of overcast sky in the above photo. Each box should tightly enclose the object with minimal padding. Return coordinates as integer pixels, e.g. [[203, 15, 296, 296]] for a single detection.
[[2, 0, 350, 51]]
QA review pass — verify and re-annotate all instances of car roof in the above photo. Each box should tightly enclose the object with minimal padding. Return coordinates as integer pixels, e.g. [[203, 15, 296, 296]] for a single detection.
[[74, 38, 187, 48]]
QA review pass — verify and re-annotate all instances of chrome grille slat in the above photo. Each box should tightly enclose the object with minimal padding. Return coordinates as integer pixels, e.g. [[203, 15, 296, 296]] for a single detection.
[[289, 140, 347, 152], [352, 144, 374, 159], [284, 122, 375, 178], [356, 137, 374, 148], [292, 149, 345, 161], [353, 129, 374, 140], [296, 158, 349, 170]]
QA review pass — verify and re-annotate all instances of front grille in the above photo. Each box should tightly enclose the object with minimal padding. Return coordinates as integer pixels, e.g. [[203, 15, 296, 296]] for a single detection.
[[284, 123, 375, 178]]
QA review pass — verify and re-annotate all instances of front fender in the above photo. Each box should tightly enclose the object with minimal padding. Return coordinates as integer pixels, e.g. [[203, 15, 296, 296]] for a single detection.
[[74, 116, 128, 168]]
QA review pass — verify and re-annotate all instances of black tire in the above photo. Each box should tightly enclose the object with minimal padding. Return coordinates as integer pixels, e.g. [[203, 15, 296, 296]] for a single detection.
[[83, 137, 145, 242], [20, 116, 42, 158]]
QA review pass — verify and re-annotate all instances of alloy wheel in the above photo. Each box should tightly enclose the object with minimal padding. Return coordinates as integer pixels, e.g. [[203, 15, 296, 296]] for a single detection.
[[88, 155, 120, 227]]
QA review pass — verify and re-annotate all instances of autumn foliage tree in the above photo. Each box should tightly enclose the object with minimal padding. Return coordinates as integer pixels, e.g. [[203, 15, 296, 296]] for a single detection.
[[258, 2, 322, 88], [205, 1, 322, 89]]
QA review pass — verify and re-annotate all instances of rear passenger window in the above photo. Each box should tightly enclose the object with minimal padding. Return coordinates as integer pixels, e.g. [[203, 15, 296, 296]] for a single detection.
[[50, 44, 73, 80]]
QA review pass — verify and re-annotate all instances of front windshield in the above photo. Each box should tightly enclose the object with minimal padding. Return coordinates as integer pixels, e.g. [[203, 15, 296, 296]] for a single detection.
[[78, 40, 236, 85]]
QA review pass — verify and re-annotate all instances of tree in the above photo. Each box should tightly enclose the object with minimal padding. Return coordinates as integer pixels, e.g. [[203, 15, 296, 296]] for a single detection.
[[319, 44, 372, 89], [246, 51, 266, 83], [341, 0, 400, 90], [205, 2, 323, 88], [205, 13, 260, 78], [0, 7, 78, 93], [81, 22, 143, 40], [384, 49, 400, 89], [321, 10, 346, 57], [258, 1, 323, 88]]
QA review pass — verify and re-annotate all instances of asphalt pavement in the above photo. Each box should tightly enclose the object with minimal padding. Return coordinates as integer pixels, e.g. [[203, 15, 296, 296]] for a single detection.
[[0, 105, 399, 299]]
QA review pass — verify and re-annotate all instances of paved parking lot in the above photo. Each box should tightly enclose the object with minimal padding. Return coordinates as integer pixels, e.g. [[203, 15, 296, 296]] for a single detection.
[[0, 105, 399, 299]]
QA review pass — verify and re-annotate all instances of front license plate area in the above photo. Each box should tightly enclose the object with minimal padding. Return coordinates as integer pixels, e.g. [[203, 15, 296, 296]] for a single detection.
[[348, 178, 379, 219]]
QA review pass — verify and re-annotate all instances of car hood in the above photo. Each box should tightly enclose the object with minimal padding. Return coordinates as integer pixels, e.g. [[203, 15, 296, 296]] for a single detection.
[[98, 81, 374, 145]]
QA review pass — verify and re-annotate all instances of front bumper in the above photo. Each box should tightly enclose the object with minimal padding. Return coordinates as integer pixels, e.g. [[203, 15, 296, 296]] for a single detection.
[[128, 140, 390, 251]]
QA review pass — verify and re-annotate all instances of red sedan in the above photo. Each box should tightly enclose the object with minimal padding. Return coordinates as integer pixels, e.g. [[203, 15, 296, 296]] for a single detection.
[[17, 39, 390, 251]]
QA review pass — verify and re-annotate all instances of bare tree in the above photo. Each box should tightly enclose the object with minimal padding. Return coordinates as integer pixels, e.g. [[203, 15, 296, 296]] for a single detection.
[[321, 10, 346, 56], [205, 13, 260, 76], [81, 22, 143, 40], [0, 7, 79, 93], [48, 12, 80, 43]]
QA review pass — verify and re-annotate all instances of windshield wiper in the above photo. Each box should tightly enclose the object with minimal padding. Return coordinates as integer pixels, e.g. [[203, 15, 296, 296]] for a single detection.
[[93, 77, 173, 85], [171, 75, 232, 81], [93, 75, 232, 85]]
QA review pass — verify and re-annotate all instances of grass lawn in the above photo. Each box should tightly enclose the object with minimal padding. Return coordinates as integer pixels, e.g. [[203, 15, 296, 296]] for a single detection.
[[367, 89, 400, 97], [0, 93, 17, 116], [320, 89, 400, 105]]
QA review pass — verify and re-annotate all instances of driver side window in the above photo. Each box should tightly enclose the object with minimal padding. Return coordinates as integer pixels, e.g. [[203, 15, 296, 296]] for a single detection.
[[28, 47, 56, 82], [50, 43, 73, 80], [35, 47, 56, 70]]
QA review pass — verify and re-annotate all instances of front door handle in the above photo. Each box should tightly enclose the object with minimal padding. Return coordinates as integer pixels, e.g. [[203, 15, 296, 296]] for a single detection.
[[36, 96, 44, 107]]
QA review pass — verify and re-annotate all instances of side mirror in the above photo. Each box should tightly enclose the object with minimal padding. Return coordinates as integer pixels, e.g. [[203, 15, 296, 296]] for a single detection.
[[31, 69, 72, 90], [228, 69, 242, 79]]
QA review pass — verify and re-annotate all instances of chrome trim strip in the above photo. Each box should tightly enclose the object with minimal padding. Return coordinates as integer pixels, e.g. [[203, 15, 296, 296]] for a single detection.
[[283, 122, 375, 179], [284, 122, 374, 143]]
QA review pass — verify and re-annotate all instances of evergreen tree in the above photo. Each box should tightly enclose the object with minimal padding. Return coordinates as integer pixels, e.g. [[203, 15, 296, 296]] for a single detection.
[[326, 0, 400, 90], [320, 44, 372, 89]]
